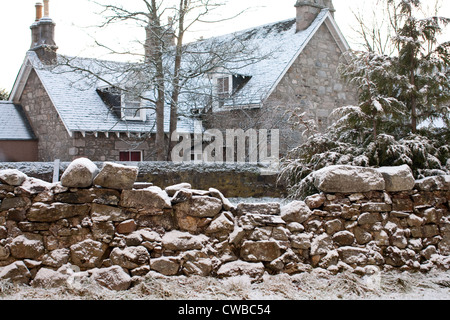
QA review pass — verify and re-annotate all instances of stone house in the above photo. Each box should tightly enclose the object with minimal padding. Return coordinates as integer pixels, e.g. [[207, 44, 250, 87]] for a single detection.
[[4, 0, 356, 162]]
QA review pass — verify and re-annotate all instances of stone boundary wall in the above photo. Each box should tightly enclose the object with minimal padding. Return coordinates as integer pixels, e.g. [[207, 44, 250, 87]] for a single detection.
[[0, 160, 449, 291], [0, 162, 285, 198]]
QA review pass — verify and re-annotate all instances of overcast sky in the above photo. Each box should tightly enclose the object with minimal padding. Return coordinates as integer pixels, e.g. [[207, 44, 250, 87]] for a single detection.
[[1, 0, 449, 91]]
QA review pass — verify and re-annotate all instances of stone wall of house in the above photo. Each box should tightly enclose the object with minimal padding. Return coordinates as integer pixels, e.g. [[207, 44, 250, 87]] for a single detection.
[[266, 23, 357, 152], [71, 132, 159, 162], [268, 24, 358, 126], [19, 70, 74, 162], [0, 161, 449, 291]]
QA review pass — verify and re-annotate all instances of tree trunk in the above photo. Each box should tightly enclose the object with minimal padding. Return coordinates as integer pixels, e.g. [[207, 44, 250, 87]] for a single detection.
[[410, 69, 417, 134], [168, 0, 188, 160]]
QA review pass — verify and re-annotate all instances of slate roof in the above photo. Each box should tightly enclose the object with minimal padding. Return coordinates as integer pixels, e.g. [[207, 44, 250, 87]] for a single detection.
[[11, 8, 345, 137], [24, 52, 198, 135], [0, 101, 36, 140], [191, 9, 330, 107]]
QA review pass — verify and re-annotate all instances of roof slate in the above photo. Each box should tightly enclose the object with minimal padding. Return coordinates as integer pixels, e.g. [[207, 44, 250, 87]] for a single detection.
[[0, 101, 36, 140]]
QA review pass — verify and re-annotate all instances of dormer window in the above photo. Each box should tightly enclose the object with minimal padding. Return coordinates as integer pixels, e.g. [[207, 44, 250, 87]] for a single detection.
[[97, 86, 147, 121], [121, 92, 146, 121], [217, 76, 232, 100], [215, 74, 252, 107]]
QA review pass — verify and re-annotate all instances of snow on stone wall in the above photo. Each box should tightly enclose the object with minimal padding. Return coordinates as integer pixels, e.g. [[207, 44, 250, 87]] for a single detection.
[[0, 159, 449, 291]]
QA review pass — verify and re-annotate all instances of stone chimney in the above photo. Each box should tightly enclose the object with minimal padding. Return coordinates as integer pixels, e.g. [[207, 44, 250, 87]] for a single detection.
[[30, 1, 58, 64], [295, 0, 335, 32]]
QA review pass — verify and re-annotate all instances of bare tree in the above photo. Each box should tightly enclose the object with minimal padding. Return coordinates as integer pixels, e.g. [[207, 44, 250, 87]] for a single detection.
[[57, 0, 262, 161]]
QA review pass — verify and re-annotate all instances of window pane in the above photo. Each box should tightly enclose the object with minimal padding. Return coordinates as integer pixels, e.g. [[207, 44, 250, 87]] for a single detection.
[[130, 151, 142, 161], [119, 152, 130, 161]]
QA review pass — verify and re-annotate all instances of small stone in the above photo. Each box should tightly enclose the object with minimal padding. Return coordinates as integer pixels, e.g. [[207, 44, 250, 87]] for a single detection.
[[150, 257, 180, 276], [116, 219, 137, 234], [90, 266, 131, 291], [10, 234, 45, 259], [310, 234, 333, 256], [287, 222, 305, 233], [281, 201, 312, 223], [0, 261, 31, 285], [70, 239, 106, 269], [332, 230, 355, 246], [31, 268, 69, 288], [165, 183, 192, 197], [121, 187, 172, 213], [240, 240, 282, 262], [305, 194, 326, 209], [358, 212, 382, 225], [237, 202, 280, 216], [205, 212, 234, 234], [361, 203, 392, 212], [407, 214, 424, 227], [216, 260, 265, 278], [110, 246, 150, 270], [325, 219, 343, 234]]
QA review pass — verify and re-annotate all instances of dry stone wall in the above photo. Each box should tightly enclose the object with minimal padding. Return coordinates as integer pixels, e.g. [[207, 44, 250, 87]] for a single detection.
[[0, 159, 449, 291]]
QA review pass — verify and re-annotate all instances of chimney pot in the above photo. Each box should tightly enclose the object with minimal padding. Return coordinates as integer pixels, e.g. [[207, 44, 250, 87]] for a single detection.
[[35, 2, 43, 21], [43, 0, 50, 17]]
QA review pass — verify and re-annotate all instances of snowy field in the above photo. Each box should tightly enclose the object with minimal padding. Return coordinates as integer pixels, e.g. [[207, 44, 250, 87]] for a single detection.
[[1, 270, 449, 300]]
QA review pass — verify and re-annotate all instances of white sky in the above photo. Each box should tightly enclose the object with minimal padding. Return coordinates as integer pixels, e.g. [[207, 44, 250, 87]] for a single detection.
[[0, 0, 449, 91]]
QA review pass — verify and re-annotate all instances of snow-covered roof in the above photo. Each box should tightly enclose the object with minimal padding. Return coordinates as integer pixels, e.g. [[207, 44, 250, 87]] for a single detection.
[[193, 9, 332, 107], [9, 8, 347, 137], [0, 101, 36, 140], [14, 51, 197, 136]]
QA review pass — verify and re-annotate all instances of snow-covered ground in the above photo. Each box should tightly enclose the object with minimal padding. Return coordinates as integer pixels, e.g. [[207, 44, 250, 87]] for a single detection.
[[1, 270, 449, 300]]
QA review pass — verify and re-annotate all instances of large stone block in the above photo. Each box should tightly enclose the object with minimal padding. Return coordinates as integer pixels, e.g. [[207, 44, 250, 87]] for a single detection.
[[93, 162, 138, 190], [27, 202, 90, 222], [121, 187, 172, 213], [90, 203, 127, 222], [0, 169, 27, 186], [313, 165, 385, 193], [10, 234, 45, 259], [162, 230, 208, 251], [376, 165, 415, 192], [174, 196, 222, 218], [415, 175, 450, 192], [0, 197, 31, 211], [60, 158, 99, 188]]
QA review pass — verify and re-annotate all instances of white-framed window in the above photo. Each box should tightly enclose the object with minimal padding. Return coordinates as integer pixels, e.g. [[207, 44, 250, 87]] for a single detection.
[[121, 92, 147, 121], [216, 75, 233, 100]]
